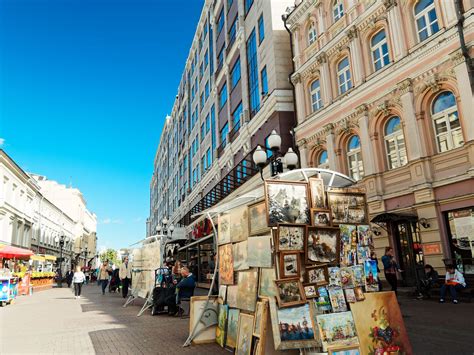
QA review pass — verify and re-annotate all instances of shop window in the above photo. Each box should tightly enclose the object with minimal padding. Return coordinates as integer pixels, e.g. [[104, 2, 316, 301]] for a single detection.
[[384, 116, 407, 169], [431, 91, 463, 153], [414, 0, 439, 42], [446, 208, 474, 275], [347, 135, 364, 181]]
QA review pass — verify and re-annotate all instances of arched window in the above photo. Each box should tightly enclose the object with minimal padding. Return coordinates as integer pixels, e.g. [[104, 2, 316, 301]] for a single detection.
[[308, 22, 317, 45], [337, 57, 352, 95], [347, 135, 364, 180], [310, 79, 323, 112], [432, 91, 463, 152], [414, 0, 439, 42], [371, 29, 390, 71], [384, 116, 407, 169], [333, 0, 344, 22], [318, 150, 329, 169]]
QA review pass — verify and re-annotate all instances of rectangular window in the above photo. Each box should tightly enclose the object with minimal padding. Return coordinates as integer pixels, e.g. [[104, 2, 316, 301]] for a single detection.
[[218, 47, 225, 70], [201, 123, 205, 141], [199, 62, 204, 79], [219, 82, 228, 109], [191, 85, 195, 101], [220, 122, 229, 148], [203, 19, 208, 38], [227, 0, 233, 8], [201, 156, 205, 173], [261, 66, 268, 96], [231, 58, 241, 90], [232, 102, 242, 131], [258, 14, 265, 44], [204, 49, 209, 68], [205, 81, 210, 100], [217, 9, 224, 34], [246, 29, 260, 116], [229, 17, 238, 46], [200, 93, 204, 109], [245, 0, 254, 14], [206, 148, 212, 168], [205, 114, 210, 132], [209, 28, 214, 73], [211, 105, 216, 151]]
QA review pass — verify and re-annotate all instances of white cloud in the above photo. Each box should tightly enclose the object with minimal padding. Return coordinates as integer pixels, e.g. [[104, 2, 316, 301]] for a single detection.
[[100, 218, 123, 225], [0, 138, 5, 147]]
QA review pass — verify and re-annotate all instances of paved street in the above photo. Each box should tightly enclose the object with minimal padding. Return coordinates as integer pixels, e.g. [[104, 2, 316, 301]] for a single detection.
[[1, 286, 473, 354]]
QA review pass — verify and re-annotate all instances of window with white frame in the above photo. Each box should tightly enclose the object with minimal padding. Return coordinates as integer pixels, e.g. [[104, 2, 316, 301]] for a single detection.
[[347, 135, 364, 181], [371, 29, 390, 71], [333, 0, 344, 22], [308, 22, 317, 45], [384, 116, 407, 169], [432, 91, 463, 153], [317, 150, 329, 169], [414, 0, 439, 42], [310, 79, 322, 112], [337, 57, 352, 95]]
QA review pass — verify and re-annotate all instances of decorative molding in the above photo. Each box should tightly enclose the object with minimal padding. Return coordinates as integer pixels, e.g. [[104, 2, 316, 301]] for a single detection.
[[449, 49, 465, 66], [316, 52, 328, 65], [286, 0, 318, 30], [355, 104, 368, 117], [323, 123, 335, 135], [291, 73, 302, 85], [397, 78, 413, 95], [416, 111, 425, 121], [347, 26, 358, 40], [383, 0, 397, 10]]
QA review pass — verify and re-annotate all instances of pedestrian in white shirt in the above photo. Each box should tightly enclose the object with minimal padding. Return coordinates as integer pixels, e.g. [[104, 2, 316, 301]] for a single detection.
[[72, 265, 86, 299], [119, 256, 132, 298]]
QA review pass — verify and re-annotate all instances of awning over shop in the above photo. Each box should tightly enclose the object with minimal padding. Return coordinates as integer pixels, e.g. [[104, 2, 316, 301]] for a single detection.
[[0, 244, 34, 259], [178, 234, 214, 252], [371, 213, 418, 224], [30, 255, 46, 262]]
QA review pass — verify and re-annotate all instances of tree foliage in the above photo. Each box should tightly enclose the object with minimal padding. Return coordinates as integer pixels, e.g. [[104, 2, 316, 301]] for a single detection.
[[99, 249, 120, 266]]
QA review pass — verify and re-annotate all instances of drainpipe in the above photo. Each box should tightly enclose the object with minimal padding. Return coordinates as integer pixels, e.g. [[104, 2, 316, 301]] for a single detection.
[[454, 0, 474, 93]]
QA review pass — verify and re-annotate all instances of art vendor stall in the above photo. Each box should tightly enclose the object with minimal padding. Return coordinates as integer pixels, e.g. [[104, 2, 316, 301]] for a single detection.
[[185, 168, 412, 355]]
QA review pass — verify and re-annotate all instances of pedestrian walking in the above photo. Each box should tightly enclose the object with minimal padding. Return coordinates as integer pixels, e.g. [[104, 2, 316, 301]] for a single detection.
[[98, 260, 112, 295], [119, 256, 132, 298], [440, 264, 466, 304], [65, 269, 74, 288], [73, 266, 86, 299], [381, 247, 402, 294]]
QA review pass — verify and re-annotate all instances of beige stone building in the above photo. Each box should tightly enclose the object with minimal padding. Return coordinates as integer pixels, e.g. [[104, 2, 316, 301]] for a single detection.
[[286, 0, 474, 284]]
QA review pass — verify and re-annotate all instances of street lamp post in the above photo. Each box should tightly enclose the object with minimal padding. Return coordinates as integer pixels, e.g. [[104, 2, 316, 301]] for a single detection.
[[252, 130, 299, 179], [54, 235, 66, 288]]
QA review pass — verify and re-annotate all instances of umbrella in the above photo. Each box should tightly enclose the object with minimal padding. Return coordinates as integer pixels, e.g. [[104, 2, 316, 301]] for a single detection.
[[0, 245, 34, 259]]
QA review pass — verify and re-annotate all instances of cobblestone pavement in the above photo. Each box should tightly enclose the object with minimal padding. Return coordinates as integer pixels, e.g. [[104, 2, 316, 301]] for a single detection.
[[1, 285, 473, 354]]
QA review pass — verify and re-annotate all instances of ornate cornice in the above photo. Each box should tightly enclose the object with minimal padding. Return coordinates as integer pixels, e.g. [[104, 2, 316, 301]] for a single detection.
[[291, 73, 302, 85], [449, 49, 465, 66], [347, 26, 358, 40], [397, 78, 413, 95], [286, 0, 318, 30], [383, 0, 397, 10]]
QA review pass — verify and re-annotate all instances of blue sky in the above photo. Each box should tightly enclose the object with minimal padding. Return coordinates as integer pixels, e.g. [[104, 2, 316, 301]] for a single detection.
[[0, 0, 203, 250]]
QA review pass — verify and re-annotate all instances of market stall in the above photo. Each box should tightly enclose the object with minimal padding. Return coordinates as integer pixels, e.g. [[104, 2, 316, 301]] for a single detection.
[[0, 244, 33, 305]]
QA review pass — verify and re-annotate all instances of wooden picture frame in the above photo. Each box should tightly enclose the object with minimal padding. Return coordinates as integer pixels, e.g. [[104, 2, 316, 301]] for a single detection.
[[274, 278, 306, 308], [189, 296, 219, 344], [236, 313, 254, 355], [276, 223, 305, 252], [303, 283, 318, 298], [310, 208, 333, 227], [279, 250, 301, 279], [305, 226, 340, 265], [248, 200, 270, 236], [327, 191, 368, 225], [253, 299, 268, 338], [309, 177, 326, 209], [305, 265, 329, 285], [264, 180, 310, 227]]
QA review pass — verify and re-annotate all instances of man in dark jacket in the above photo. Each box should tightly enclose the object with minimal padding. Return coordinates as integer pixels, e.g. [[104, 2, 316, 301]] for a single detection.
[[417, 264, 439, 299], [65, 269, 74, 288], [176, 267, 196, 300]]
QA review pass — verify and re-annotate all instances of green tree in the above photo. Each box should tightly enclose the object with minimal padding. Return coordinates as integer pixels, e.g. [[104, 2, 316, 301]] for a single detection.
[[99, 249, 120, 266]]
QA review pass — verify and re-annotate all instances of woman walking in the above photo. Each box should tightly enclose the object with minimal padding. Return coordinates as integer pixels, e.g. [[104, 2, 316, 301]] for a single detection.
[[381, 247, 402, 294], [73, 265, 86, 299]]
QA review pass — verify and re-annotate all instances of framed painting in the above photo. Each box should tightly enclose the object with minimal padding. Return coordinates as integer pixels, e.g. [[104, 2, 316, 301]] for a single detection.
[[328, 287, 348, 313], [236, 313, 254, 355], [344, 288, 357, 303], [315, 286, 332, 312], [230, 204, 249, 242], [316, 311, 358, 351], [303, 283, 318, 298], [248, 200, 270, 236], [247, 235, 272, 268], [218, 285, 227, 302], [219, 244, 234, 285], [265, 180, 310, 226], [309, 177, 326, 209], [274, 278, 306, 308], [216, 303, 228, 347], [269, 299, 320, 350], [253, 299, 268, 338], [226, 308, 240, 349], [357, 245, 371, 264], [354, 286, 365, 301], [279, 251, 301, 279], [327, 191, 367, 225], [350, 292, 412, 354], [328, 345, 361, 355], [258, 267, 277, 298], [357, 225, 373, 246], [305, 227, 340, 265], [339, 224, 358, 267], [189, 296, 219, 344], [227, 285, 239, 308], [218, 213, 231, 245], [306, 265, 329, 286], [352, 265, 364, 287], [310, 208, 332, 227], [236, 269, 259, 312], [328, 266, 342, 287], [276, 223, 305, 252], [364, 259, 379, 292], [233, 241, 249, 271], [340, 267, 354, 289]]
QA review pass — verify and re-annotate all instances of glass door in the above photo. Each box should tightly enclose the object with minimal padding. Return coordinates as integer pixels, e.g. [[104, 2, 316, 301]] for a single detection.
[[393, 221, 424, 286]]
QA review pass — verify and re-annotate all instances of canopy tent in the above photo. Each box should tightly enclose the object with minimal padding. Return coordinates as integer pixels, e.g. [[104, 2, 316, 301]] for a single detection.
[[0, 245, 34, 259]]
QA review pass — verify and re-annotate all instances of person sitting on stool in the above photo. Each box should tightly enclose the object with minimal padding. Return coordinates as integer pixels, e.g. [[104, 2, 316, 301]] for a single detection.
[[440, 264, 466, 304], [119, 256, 132, 299], [175, 267, 196, 316]]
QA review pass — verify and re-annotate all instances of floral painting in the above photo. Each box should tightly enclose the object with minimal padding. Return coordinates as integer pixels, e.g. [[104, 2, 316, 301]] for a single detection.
[[317, 311, 359, 351], [219, 244, 234, 285], [265, 181, 310, 226], [306, 227, 340, 264]]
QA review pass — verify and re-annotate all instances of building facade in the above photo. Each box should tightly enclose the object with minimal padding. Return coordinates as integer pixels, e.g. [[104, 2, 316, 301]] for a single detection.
[[148, 0, 297, 236], [286, 0, 474, 283]]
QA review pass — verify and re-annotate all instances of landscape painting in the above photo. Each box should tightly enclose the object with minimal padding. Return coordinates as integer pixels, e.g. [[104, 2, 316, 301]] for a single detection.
[[216, 304, 228, 347], [315, 286, 332, 312], [305, 227, 340, 264], [327, 192, 367, 225], [357, 225, 373, 246], [236, 269, 259, 312], [364, 259, 379, 292], [248, 200, 269, 236], [339, 224, 357, 267], [226, 308, 240, 349], [247, 235, 272, 268], [274, 278, 306, 308], [259, 267, 278, 298], [233, 241, 249, 271], [277, 303, 316, 341], [317, 311, 358, 351], [309, 177, 326, 208], [328, 287, 348, 313], [230, 205, 249, 242], [236, 313, 254, 355], [265, 181, 310, 226]]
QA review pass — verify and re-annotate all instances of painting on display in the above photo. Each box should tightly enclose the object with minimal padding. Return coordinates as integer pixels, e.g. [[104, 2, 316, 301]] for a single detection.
[[218, 213, 231, 245], [265, 181, 310, 226], [352, 265, 365, 287], [357, 225, 373, 246], [357, 245, 371, 264], [328, 267, 342, 287], [274, 278, 306, 308], [328, 287, 348, 313], [339, 224, 358, 267], [230, 205, 249, 243], [344, 288, 357, 303], [315, 286, 332, 312], [189, 296, 219, 344], [226, 308, 240, 349], [364, 259, 379, 292], [340, 267, 354, 289], [350, 292, 412, 355], [354, 287, 365, 301], [327, 191, 367, 225], [247, 235, 272, 268], [276, 224, 305, 252], [279, 251, 301, 279], [248, 200, 270, 236], [309, 177, 326, 208], [218, 285, 227, 302], [328, 345, 361, 355], [311, 208, 332, 227], [236, 313, 254, 355], [305, 227, 340, 265], [306, 265, 329, 285], [303, 284, 318, 298], [253, 299, 268, 338], [236, 269, 259, 312], [219, 244, 234, 285], [216, 303, 228, 347], [259, 267, 278, 298], [316, 311, 358, 351], [233, 241, 249, 271], [227, 285, 239, 308]]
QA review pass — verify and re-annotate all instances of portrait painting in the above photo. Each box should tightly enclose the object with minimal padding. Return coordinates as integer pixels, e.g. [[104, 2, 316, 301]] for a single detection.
[[189, 296, 219, 344], [216, 303, 228, 347], [353, 286, 365, 301], [218, 213, 231, 245], [219, 244, 234, 285], [226, 308, 240, 349], [230, 205, 249, 242], [315, 286, 332, 312], [364, 259, 379, 292], [279, 251, 301, 279], [305, 227, 340, 265], [303, 284, 318, 298], [328, 266, 342, 287], [274, 278, 306, 308], [236, 313, 254, 355], [259, 267, 278, 298], [309, 177, 326, 209], [327, 192, 367, 225], [248, 200, 269, 236], [352, 265, 364, 287], [328, 345, 361, 355], [350, 292, 412, 355], [328, 287, 348, 313], [265, 181, 310, 226], [316, 311, 358, 351], [233, 241, 249, 271], [357, 225, 373, 247], [339, 224, 358, 267], [247, 235, 272, 268], [340, 267, 354, 289], [306, 265, 329, 285], [227, 285, 239, 308], [311, 208, 332, 227], [236, 269, 259, 312], [344, 288, 357, 303], [276, 224, 305, 252]]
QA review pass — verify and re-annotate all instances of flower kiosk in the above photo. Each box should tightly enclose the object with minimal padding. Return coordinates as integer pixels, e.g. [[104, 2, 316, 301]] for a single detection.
[[0, 244, 33, 306]]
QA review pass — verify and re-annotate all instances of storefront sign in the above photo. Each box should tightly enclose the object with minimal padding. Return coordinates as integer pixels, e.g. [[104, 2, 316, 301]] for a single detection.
[[422, 242, 442, 255]]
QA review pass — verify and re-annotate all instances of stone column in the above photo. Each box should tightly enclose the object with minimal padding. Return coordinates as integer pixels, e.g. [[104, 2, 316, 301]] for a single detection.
[[325, 124, 339, 171], [319, 53, 332, 106], [348, 27, 365, 85], [297, 139, 309, 168], [291, 73, 306, 124], [357, 106, 376, 176], [386, 0, 407, 61]]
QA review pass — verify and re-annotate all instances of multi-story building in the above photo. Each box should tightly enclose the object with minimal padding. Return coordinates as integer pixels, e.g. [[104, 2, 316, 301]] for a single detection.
[[286, 0, 473, 283], [148, 0, 297, 236]]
